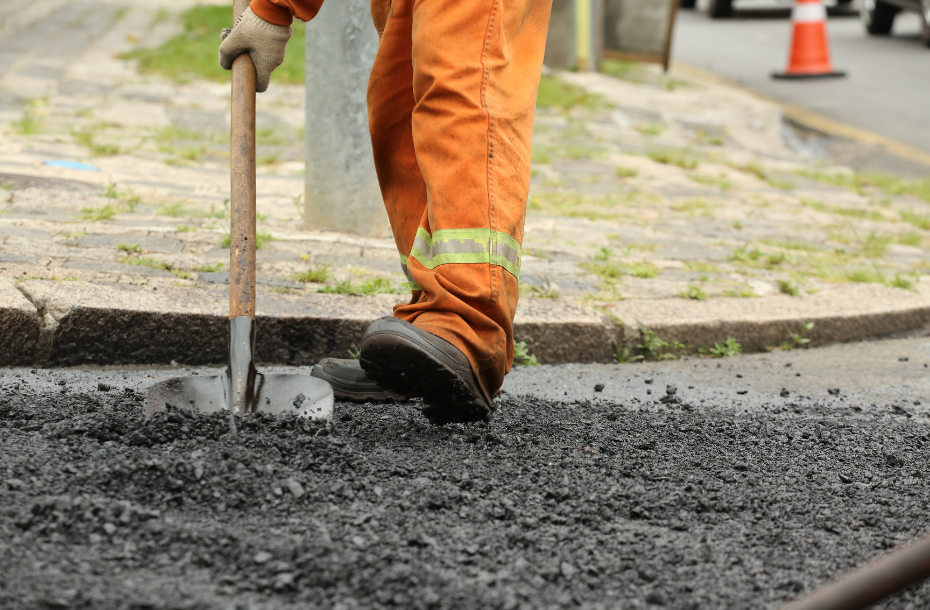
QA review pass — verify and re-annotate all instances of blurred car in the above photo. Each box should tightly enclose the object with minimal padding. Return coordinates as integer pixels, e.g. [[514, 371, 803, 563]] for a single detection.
[[680, 0, 852, 20], [860, 0, 930, 45]]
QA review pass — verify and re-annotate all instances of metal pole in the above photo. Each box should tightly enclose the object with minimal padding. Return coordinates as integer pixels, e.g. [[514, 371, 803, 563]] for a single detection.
[[303, 0, 388, 237]]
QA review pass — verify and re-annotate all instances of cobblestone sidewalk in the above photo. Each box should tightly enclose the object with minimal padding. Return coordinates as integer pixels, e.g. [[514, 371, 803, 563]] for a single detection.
[[2, 0, 930, 353]]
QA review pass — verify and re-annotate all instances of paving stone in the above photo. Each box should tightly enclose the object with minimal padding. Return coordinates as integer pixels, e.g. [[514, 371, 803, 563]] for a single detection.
[[62, 260, 175, 277], [0, 278, 37, 365]]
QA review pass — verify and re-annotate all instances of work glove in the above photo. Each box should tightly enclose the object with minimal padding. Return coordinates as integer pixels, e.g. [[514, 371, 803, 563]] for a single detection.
[[219, 8, 291, 93]]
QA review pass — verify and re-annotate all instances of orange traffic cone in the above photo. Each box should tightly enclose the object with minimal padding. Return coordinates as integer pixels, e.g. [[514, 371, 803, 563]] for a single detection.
[[773, 0, 845, 79]]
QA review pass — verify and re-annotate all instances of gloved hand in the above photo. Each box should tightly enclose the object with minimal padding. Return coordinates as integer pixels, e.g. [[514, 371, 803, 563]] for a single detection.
[[219, 8, 292, 93]]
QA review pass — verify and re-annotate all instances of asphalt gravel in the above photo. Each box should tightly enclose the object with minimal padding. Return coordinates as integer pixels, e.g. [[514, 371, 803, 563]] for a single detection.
[[2, 337, 930, 609]]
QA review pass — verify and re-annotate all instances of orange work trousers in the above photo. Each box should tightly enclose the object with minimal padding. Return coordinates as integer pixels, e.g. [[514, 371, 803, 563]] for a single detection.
[[367, 0, 552, 397]]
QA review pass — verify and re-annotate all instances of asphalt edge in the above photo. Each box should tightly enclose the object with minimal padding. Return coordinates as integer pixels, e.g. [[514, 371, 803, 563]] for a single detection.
[[671, 62, 930, 171], [2, 280, 930, 368]]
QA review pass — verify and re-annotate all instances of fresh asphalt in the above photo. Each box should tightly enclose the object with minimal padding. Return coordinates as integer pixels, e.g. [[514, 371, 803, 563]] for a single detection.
[[674, 2, 930, 158], [2, 337, 930, 608]]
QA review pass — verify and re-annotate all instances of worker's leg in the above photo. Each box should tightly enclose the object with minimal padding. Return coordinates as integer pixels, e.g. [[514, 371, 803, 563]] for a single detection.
[[394, 0, 553, 398], [367, 0, 426, 295]]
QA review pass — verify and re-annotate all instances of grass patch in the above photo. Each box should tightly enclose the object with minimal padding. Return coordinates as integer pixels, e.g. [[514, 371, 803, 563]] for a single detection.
[[799, 170, 930, 202], [194, 263, 224, 273], [294, 264, 331, 284], [689, 174, 731, 190], [11, 98, 47, 135], [898, 231, 924, 247], [777, 279, 799, 297], [846, 267, 884, 284], [520, 283, 559, 299], [536, 76, 606, 111], [672, 198, 717, 217], [861, 233, 892, 258], [698, 337, 742, 358], [682, 284, 707, 300], [648, 150, 697, 169], [121, 5, 306, 85], [800, 198, 885, 222], [80, 203, 121, 221], [72, 126, 121, 156], [615, 166, 638, 179], [318, 278, 396, 296], [117, 242, 141, 254], [600, 59, 645, 82], [901, 209, 930, 230], [722, 287, 758, 298], [637, 123, 665, 137]]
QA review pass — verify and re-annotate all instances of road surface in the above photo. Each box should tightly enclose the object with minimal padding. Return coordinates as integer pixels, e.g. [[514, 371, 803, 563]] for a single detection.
[[674, 3, 930, 156], [2, 336, 930, 608]]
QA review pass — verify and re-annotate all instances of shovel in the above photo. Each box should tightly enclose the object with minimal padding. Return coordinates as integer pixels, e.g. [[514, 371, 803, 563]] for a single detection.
[[145, 0, 333, 426]]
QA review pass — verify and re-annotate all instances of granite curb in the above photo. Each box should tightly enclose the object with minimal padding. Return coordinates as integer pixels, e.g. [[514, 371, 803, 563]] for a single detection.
[[3, 279, 930, 368]]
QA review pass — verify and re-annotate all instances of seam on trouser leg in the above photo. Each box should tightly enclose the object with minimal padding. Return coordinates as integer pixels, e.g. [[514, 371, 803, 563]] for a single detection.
[[479, 0, 500, 310]]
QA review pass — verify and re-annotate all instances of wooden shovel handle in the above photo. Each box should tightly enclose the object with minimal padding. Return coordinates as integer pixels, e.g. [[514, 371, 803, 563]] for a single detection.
[[229, 0, 256, 319]]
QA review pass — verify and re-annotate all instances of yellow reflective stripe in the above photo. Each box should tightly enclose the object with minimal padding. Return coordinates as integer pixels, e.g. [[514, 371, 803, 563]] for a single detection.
[[399, 253, 421, 291], [409, 227, 521, 279]]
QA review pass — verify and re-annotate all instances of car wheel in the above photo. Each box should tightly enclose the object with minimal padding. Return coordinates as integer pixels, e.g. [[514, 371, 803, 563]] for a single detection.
[[680, 0, 697, 8], [921, 0, 930, 46], [709, 0, 733, 19], [860, 0, 898, 35]]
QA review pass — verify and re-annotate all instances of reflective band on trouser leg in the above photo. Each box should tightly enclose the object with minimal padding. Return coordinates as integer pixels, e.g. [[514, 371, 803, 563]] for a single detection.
[[792, 2, 826, 23], [399, 253, 420, 291], [409, 228, 522, 280]]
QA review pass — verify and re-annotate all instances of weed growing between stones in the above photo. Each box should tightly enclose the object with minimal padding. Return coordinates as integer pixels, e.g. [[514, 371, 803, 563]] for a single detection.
[[513, 341, 539, 366], [698, 337, 742, 358], [318, 278, 398, 297]]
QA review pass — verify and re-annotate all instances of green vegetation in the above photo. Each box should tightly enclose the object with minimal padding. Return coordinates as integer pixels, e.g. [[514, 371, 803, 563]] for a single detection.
[[637, 123, 665, 137], [158, 201, 190, 217], [672, 198, 717, 217], [722, 287, 758, 298], [513, 340, 539, 366], [11, 98, 47, 135], [121, 5, 306, 85], [800, 198, 885, 222], [536, 76, 606, 111], [80, 203, 121, 221], [72, 125, 121, 156], [861, 233, 891, 258], [648, 149, 699, 169], [117, 242, 141, 254], [294, 264, 331, 284], [318, 278, 397, 296], [120, 255, 190, 279], [777, 322, 814, 351], [582, 247, 660, 282], [194, 262, 224, 273], [898, 231, 924, 246], [104, 184, 141, 211], [615, 166, 638, 179], [901, 209, 930, 230], [777, 278, 799, 297], [699, 337, 742, 358], [520, 283, 558, 299], [689, 174, 731, 190], [682, 284, 707, 300], [600, 59, 645, 83], [347, 343, 362, 360], [798, 170, 930, 203], [846, 267, 884, 284]]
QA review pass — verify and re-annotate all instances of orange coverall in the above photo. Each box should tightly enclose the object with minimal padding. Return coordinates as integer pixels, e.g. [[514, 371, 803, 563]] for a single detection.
[[251, 0, 552, 397]]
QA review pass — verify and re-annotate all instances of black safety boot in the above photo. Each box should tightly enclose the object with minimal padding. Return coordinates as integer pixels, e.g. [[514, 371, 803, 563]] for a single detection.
[[358, 317, 494, 425], [310, 358, 408, 403]]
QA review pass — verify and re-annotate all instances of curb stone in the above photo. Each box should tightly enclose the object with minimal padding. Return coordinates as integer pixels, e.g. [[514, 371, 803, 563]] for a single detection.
[[610, 283, 930, 355], [2, 280, 930, 367], [0, 279, 38, 366]]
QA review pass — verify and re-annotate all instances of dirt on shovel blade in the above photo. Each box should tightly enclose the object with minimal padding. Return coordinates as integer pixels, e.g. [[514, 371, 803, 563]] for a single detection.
[[1, 381, 930, 609]]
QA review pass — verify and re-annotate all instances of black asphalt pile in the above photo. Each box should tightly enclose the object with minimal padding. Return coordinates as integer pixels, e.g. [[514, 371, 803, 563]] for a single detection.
[[1, 384, 930, 609]]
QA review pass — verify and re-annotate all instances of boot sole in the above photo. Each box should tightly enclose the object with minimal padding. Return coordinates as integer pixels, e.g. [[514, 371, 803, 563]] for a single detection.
[[359, 319, 491, 424]]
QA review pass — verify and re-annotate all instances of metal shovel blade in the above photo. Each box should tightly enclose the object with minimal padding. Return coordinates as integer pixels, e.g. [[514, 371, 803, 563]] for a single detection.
[[144, 317, 333, 420]]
